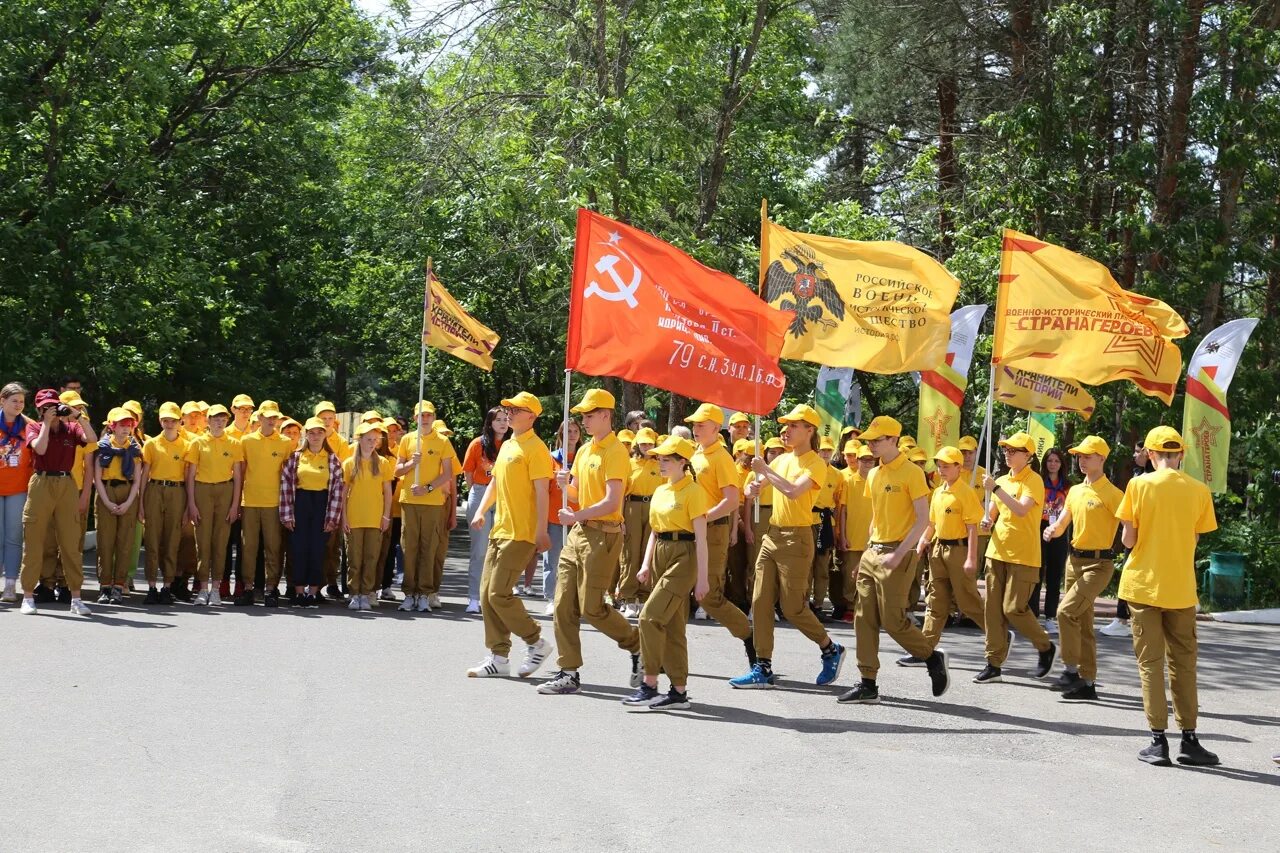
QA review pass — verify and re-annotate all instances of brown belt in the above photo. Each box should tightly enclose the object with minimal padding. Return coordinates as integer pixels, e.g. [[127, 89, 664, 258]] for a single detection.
[[151, 480, 183, 487], [580, 520, 622, 534], [936, 538, 966, 547], [710, 516, 731, 526]]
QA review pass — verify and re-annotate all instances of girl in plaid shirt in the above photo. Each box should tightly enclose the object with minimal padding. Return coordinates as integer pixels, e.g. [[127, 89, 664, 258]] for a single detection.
[[280, 417, 344, 608]]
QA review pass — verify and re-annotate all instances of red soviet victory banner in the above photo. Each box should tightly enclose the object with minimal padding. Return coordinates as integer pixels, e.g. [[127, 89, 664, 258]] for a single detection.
[[566, 209, 789, 415]]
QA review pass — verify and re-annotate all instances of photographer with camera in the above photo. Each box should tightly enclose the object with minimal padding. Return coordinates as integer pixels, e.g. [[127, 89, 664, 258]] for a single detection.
[[18, 388, 98, 615]]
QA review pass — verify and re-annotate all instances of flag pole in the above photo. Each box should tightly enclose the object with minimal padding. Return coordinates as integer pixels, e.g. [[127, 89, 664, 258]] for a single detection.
[[561, 368, 571, 527], [416, 258, 432, 488], [753, 415, 762, 524]]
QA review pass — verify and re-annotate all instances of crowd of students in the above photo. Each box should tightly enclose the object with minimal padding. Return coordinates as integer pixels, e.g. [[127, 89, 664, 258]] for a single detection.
[[0, 378, 1223, 766]]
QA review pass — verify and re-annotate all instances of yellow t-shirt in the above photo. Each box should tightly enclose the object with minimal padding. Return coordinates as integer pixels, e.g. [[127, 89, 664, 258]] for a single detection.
[[815, 462, 841, 510], [627, 457, 662, 498], [98, 436, 135, 481], [929, 479, 984, 541], [184, 433, 244, 483], [751, 467, 774, 508], [343, 454, 394, 529], [297, 448, 332, 491], [143, 433, 190, 483], [381, 451, 402, 519], [1066, 476, 1124, 550], [396, 430, 452, 506], [865, 452, 930, 544], [841, 468, 872, 551], [326, 430, 353, 462], [769, 450, 824, 527], [240, 431, 294, 508], [69, 445, 89, 491], [985, 465, 1045, 568], [570, 432, 630, 524], [1117, 469, 1216, 609], [691, 442, 741, 508], [650, 474, 712, 534], [490, 428, 554, 543], [226, 422, 252, 441]]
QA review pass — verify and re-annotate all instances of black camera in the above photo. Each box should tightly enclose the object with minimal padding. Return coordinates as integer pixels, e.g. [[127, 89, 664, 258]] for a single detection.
[[55, 404, 72, 417]]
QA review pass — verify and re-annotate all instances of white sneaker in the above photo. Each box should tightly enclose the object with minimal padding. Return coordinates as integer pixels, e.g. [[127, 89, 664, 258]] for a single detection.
[[622, 603, 640, 618], [348, 596, 360, 610], [195, 589, 211, 606], [208, 588, 222, 606], [467, 655, 509, 678], [1044, 618, 1059, 636], [428, 593, 441, 609], [366, 594, 378, 608], [694, 607, 708, 620], [70, 599, 92, 616], [543, 602, 555, 617], [2, 580, 17, 602], [1100, 617, 1131, 638], [379, 587, 396, 601], [416, 594, 433, 612], [518, 638, 554, 678], [465, 599, 481, 614], [398, 595, 417, 612], [20, 598, 36, 615], [516, 584, 526, 596]]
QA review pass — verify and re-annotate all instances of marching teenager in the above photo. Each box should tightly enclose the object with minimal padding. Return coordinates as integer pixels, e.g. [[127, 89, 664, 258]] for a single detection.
[[1, 382, 33, 602], [1101, 443, 1155, 638], [236, 401, 292, 606], [342, 422, 393, 611], [1032, 447, 1071, 634], [462, 407, 510, 613], [833, 441, 874, 623], [975, 432, 1057, 684], [725, 438, 755, 613], [541, 419, 579, 616], [280, 417, 344, 608], [92, 407, 144, 603], [538, 389, 642, 696], [622, 436, 711, 711], [465, 392, 554, 679], [395, 401, 453, 613], [686, 403, 756, 667], [430, 420, 461, 607], [1116, 426, 1219, 767], [809, 436, 841, 619], [1041, 436, 1123, 701], [742, 437, 783, 581], [184, 404, 244, 606], [18, 389, 97, 616], [617, 427, 660, 617], [838, 417, 949, 704], [731, 405, 846, 690], [379, 416, 406, 602], [897, 446, 985, 666], [139, 402, 190, 604]]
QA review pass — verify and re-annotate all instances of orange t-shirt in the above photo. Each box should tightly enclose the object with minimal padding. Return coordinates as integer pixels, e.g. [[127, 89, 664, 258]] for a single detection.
[[547, 454, 579, 523], [462, 437, 503, 487], [0, 415, 35, 496]]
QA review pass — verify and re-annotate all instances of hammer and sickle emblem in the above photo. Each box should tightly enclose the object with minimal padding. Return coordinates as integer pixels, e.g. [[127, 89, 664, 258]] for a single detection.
[[585, 253, 641, 309]]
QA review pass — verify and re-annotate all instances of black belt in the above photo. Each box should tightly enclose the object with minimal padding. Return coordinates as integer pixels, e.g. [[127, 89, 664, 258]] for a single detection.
[[627, 495, 652, 503], [936, 538, 966, 546], [1072, 548, 1114, 559], [152, 479, 183, 487], [198, 479, 233, 485], [656, 531, 695, 542], [756, 504, 771, 509], [104, 479, 133, 486], [710, 516, 730, 526], [36, 471, 71, 477]]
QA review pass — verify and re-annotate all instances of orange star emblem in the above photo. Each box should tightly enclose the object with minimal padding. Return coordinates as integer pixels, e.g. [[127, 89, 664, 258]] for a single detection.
[[923, 406, 952, 445], [1190, 416, 1222, 450], [1102, 295, 1166, 374]]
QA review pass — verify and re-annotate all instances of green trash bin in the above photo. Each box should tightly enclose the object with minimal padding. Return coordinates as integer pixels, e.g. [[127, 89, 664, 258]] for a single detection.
[[1203, 551, 1249, 611]]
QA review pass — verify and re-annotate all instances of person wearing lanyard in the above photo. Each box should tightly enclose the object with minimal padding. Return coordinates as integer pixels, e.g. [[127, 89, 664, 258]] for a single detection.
[[139, 402, 190, 604], [1041, 436, 1123, 700], [975, 432, 1057, 684], [538, 389, 642, 696], [1, 382, 34, 602], [92, 408, 144, 604], [731, 405, 846, 690], [280, 418, 345, 608], [833, 441, 874, 624], [838, 417, 949, 704], [623, 436, 711, 711], [686, 404, 757, 669], [618, 427, 660, 618], [1116, 426, 1219, 767], [18, 388, 98, 615], [461, 407, 510, 614], [465, 391, 555, 679], [184, 404, 244, 606]]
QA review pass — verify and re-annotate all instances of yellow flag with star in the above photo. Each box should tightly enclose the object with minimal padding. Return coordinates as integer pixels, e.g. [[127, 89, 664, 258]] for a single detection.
[[1183, 369, 1229, 492]]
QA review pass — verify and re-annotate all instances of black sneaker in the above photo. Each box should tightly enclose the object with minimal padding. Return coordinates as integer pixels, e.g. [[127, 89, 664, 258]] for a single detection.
[[1177, 737, 1221, 766], [158, 587, 174, 605], [172, 580, 193, 602], [234, 589, 255, 606], [973, 664, 1003, 684], [622, 683, 661, 710], [97, 589, 113, 604], [1139, 738, 1172, 766], [1061, 682, 1098, 702], [896, 655, 928, 667], [1049, 671, 1084, 692], [926, 649, 950, 698], [54, 585, 71, 603], [325, 583, 344, 601], [629, 653, 643, 688], [743, 636, 757, 667], [1034, 642, 1057, 679], [32, 583, 56, 604], [836, 680, 880, 704], [264, 590, 279, 608], [143, 588, 160, 605], [306, 593, 320, 609], [649, 687, 691, 711], [292, 593, 306, 609]]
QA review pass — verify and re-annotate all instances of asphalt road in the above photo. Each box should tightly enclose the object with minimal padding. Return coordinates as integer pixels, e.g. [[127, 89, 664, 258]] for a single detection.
[[2, 535, 1277, 852]]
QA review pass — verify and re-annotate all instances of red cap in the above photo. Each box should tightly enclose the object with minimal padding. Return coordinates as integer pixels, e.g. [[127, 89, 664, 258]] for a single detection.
[[34, 389, 60, 409]]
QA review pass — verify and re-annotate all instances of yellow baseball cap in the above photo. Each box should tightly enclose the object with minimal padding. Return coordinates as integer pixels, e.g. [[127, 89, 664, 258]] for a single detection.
[[59, 390, 87, 409], [123, 400, 143, 420], [778, 404, 821, 427], [685, 403, 725, 425], [413, 400, 435, 416], [856, 445, 874, 460], [314, 401, 336, 416], [634, 427, 658, 446], [361, 409, 383, 423], [106, 407, 136, 426], [764, 437, 785, 451], [842, 439, 861, 456], [908, 447, 928, 463], [196, 401, 209, 412], [281, 417, 301, 431], [648, 435, 697, 460], [1068, 435, 1111, 458], [898, 435, 918, 450], [859, 415, 903, 442], [958, 435, 979, 451], [354, 421, 384, 438], [258, 401, 283, 419], [934, 446, 964, 466], [998, 431, 1036, 453], [181, 401, 201, 416], [157, 401, 182, 421], [570, 388, 615, 414], [1143, 425, 1186, 453], [729, 412, 750, 426], [733, 438, 755, 455], [819, 436, 835, 451], [206, 404, 231, 419], [500, 391, 543, 417], [232, 394, 255, 409], [616, 429, 636, 444], [842, 425, 862, 438], [304, 417, 327, 432], [433, 420, 453, 436]]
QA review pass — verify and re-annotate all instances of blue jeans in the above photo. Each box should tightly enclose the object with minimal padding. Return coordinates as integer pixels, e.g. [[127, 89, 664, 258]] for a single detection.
[[541, 523, 565, 601], [1, 492, 26, 579], [466, 484, 493, 600]]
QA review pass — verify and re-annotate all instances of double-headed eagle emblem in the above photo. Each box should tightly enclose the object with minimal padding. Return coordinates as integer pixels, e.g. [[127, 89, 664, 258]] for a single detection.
[[764, 244, 845, 338]]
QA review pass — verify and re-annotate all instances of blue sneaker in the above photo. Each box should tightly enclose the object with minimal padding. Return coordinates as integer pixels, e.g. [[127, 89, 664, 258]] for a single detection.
[[729, 663, 776, 689], [817, 642, 846, 686]]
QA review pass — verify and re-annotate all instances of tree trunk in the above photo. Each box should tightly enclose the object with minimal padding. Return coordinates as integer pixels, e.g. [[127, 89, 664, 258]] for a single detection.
[[936, 73, 959, 255], [1009, 0, 1035, 91], [1150, 0, 1205, 251]]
